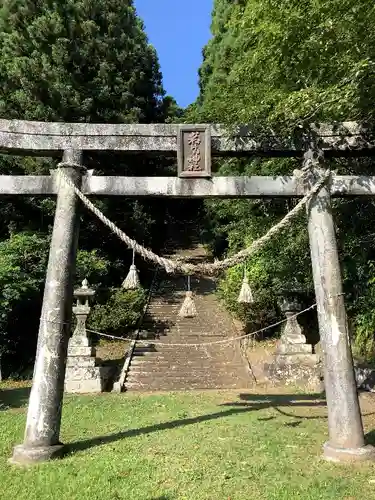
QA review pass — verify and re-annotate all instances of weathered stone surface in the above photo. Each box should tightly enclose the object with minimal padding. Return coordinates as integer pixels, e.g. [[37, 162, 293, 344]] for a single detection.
[[65, 366, 100, 380], [10, 443, 65, 466], [3, 174, 375, 199], [64, 379, 103, 394], [280, 313, 305, 341], [276, 343, 313, 355], [274, 353, 319, 366], [0, 119, 371, 155], [68, 335, 90, 348], [306, 155, 374, 462], [177, 125, 211, 178], [82, 175, 375, 198], [11, 149, 84, 466], [67, 345, 95, 357], [112, 343, 135, 393], [265, 358, 375, 395], [323, 443, 375, 463], [65, 357, 96, 368], [0, 176, 54, 194], [264, 360, 323, 392], [65, 366, 114, 394]]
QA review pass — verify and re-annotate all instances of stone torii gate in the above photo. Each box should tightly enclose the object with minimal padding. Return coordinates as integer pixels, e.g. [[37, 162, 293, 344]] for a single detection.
[[2, 119, 375, 465]]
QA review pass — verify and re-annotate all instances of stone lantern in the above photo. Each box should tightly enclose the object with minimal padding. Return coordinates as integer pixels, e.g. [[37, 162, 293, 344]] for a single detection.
[[264, 286, 321, 391], [65, 279, 105, 393], [70, 278, 95, 347], [276, 294, 313, 356]]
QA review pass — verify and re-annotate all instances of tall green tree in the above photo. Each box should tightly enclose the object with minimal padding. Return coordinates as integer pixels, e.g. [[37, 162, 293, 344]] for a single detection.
[[192, 0, 375, 355], [0, 0, 169, 233], [0, 0, 178, 372], [197, 0, 375, 126], [0, 0, 165, 122]]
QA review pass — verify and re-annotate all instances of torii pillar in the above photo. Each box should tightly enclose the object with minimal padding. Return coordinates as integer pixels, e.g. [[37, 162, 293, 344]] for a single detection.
[[305, 148, 375, 462], [10, 150, 84, 465]]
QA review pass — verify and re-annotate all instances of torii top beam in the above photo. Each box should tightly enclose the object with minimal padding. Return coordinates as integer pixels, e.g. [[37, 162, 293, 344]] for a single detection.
[[0, 119, 374, 198], [0, 120, 372, 157]]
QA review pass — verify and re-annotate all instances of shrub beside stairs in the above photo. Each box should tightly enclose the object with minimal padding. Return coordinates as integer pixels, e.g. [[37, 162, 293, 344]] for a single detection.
[[124, 245, 252, 391]]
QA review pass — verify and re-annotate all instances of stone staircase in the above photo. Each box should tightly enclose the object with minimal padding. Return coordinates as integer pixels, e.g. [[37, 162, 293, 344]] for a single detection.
[[125, 245, 252, 391]]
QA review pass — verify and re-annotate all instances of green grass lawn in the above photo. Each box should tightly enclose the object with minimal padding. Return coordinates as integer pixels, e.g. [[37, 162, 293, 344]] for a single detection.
[[1, 382, 375, 500]]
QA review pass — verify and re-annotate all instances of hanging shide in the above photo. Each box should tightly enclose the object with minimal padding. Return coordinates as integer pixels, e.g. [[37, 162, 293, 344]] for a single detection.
[[122, 249, 141, 290], [179, 275, 197, 318], [237, 266, 254, 304]]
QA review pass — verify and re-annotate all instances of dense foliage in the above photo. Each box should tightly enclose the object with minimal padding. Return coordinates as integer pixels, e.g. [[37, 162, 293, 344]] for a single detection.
[[196, 0, 375, 126], [191, 0, 375, 356], [0, 0, 166, 122], [88, 288, 146, 335], [0, 0, 183, 375]]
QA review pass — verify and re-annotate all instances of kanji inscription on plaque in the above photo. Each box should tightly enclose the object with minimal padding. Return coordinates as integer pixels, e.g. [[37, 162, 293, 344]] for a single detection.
[[177, 125, 211, 178]]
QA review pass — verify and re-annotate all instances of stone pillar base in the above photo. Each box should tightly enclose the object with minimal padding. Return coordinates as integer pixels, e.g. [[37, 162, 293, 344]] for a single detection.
[[323, 442, 375, 463], [276, 343, 313, 355], [264, 354, 323, 391], [64, 340, 111, 394], [65, 366, 114, 393], [65, 366, 103, 393], [9, 443, 65, 466], [274, 353, 319, 366]]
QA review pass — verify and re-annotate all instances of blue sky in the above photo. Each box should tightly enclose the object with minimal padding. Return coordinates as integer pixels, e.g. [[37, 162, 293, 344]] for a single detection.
[[134, 0, 213, 108]]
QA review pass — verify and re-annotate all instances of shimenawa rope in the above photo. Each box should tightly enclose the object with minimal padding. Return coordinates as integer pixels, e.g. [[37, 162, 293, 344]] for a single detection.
[[82, 303, 317, 347], [57, 167, 330, 276]]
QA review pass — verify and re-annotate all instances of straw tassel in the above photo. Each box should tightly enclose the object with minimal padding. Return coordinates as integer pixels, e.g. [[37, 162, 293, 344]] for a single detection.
[[178, 276, 197, 318], [122, 249, 141, 290], [237, 267, 254, 304]]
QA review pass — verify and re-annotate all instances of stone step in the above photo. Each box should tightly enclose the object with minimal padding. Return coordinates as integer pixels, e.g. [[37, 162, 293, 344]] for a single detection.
[[142, 323, 228, 328], [144, 309, 178, 315], [131, 358, 235, 367], [147, 319, 211, 326], [128, 364, 245, 374], [136, 338, 235, 347], [137, 333, 169, 340], [132, 351, 238, 358], [126, 370, 247, 380], [131, 352, 232, 360], [137, 338, 228, 344], [132, 347, 158, 355], [132, 345, 234, 352], [123, 246, 250, 392], [131, 354, 230, 363], [126, 374, 244, 384], [137, 336, 229, 342], [132, 347, 236, 355], [129, 358, 244, 367], [125, 380, 247, 391], [128, 360, 246, 370], [134, 339, 230, 346]]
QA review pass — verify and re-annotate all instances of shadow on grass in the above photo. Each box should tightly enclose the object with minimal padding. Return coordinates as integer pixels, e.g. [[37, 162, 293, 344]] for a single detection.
[[67, 393, 326, 455], [222, 393, 328, 421], [219, 393, 328, 421], [0, 386, 30, 410]]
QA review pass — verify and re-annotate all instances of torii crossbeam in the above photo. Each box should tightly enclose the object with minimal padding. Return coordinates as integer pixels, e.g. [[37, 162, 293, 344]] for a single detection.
[[3, 120, 375, 465]]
